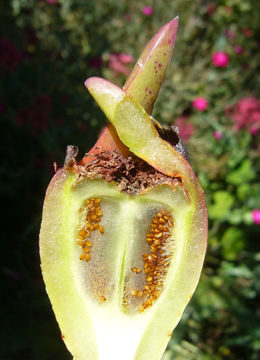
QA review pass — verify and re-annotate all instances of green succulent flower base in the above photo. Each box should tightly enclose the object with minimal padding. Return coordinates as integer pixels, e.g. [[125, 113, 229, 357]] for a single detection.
[[40, 167, 206, 360]]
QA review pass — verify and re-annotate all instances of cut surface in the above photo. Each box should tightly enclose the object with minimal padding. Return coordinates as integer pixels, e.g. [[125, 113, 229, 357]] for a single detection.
[[81, 149, 180, 194], [76, 196, 176, 313], [40, 164, 206, 360]]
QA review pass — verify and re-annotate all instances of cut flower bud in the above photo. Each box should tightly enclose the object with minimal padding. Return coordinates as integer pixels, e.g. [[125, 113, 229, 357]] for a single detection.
[[40, 17, 207, 360]]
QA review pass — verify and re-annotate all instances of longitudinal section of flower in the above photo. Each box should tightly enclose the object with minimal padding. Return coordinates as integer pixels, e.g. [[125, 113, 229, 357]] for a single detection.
[[75, 190, 178, 314]]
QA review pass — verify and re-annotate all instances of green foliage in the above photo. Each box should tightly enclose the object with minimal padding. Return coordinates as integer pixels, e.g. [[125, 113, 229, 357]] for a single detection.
[[220, 227, 244, 260], [226, 159, 255, 185], [208, 191, 235, 220], [1, 0, 260, 359]]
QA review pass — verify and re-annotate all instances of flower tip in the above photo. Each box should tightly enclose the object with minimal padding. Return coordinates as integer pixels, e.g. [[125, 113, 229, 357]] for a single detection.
[[160, 17, 179, 46], [84, 76, 98, 89], [167, 16, 179, 27]]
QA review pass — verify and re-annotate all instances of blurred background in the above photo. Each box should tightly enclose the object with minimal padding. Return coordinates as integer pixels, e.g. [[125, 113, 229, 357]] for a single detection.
[[1, 0, 260, 359]]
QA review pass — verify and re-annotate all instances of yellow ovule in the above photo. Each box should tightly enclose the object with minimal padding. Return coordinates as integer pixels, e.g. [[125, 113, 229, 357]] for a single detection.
[[77, 198, 103, 262], [125, 209, 174, 313]]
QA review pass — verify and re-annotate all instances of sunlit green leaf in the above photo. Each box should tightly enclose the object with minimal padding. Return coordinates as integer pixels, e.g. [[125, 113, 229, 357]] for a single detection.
[[226, 159, 255, 186], [220, 227, 245, 261], [208, 191, 234, 220]]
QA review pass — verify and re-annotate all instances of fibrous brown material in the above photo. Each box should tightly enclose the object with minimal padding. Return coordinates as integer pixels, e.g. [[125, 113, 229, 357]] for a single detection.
[[83, 150, 180, 194]]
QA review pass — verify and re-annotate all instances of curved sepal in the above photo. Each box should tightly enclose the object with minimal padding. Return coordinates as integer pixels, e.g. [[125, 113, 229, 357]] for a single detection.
[[124, 17, 178, 114], [83, 17, 178, 163]]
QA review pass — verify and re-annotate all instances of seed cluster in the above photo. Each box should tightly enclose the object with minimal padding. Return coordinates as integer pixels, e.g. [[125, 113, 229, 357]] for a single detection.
[[131, 210, 174, 312], [77, 198, 104, 263], [131, 267, 142, 274]]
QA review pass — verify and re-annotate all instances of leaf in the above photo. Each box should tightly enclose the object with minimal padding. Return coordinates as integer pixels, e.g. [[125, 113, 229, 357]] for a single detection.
[[237, 183, 251, 201], [221, 263, 253, 279], [221, 227, 245, 261], [208, 191, 234, 220], [226, 159, 255, 186]]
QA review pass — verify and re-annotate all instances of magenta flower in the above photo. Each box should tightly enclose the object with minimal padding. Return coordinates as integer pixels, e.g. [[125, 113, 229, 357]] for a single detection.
[[46, 0, 57, 4], [142, 6, 153, 16], [252, 210, 260, 225], [212, 52, 229, 68], [175, 116, 195, 143], [214, 131, 222, 140], [249, 125, 260, 135], [234, 45, 243, 55], [192, 97, 208, 111], [109, 54, 130, 76], [118, 53, 133, 64], [230, 97, 260, 132]]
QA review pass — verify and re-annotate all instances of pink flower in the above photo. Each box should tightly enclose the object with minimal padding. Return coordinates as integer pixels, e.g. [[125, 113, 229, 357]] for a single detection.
[[118, 53, 133, 64], [109, 54, 132, 76], [252, 210, 260, 225], [230, 97, 260, 131], [236, 97, 260, 114], [225, 29, 235, 39], [249, 125, 260, 135], [214, 131, 222, 140], [175, 116, 195, 143], [46, 0, 57, 4], [212, 52, 229, 68], [192, 97, 208, 111], [234, 45, 243, 54], [142, 6, 153, 16]]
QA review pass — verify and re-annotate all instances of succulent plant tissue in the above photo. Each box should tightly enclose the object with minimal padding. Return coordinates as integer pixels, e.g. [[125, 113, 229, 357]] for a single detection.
[[40, 17, 208, 360]]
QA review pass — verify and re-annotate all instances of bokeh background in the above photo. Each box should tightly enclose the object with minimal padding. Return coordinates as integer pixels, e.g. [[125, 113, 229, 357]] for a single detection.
[[1, 0, 260, 359]]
